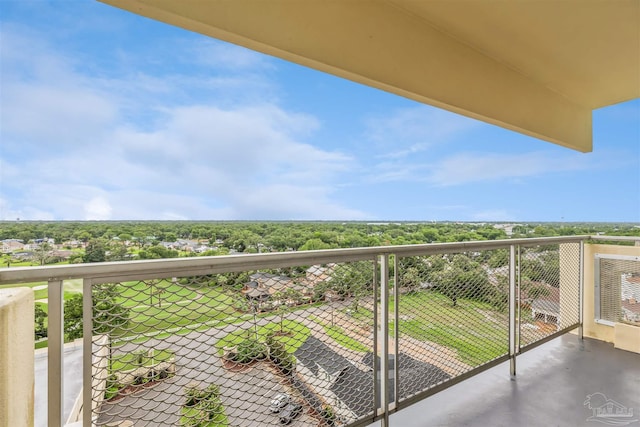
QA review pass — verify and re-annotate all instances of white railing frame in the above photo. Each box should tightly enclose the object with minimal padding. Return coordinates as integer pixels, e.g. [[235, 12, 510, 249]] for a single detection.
[[48, 280, 64, 427], [0, 236, 589, 286], [83, 279, 93, 427], [5, 234, 633, 426], [509, 245, 517, 379]]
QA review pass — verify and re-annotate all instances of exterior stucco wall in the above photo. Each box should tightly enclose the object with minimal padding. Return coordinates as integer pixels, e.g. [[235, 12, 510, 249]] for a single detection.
[[583, 243, 640, 353], [0, 287, 34, 427]]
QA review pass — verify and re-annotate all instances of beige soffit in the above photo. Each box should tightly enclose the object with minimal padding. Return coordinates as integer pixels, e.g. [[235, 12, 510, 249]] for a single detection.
[[99, 0, 640, 153]]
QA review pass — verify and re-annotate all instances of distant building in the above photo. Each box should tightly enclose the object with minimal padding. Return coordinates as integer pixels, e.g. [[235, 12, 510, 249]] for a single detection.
[[1, 239, 25, 253], [492, 223, 522, 237], [530, 286, 560, 326], [241, 273, 296, 305], [304, 264, 336, 286]]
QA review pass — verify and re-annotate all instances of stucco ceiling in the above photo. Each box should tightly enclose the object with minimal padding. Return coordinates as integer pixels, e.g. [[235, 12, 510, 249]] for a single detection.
[[100, 0, 640, 152]]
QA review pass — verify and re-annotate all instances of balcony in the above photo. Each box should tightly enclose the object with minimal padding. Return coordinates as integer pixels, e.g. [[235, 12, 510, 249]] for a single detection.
[[1, 236, 639, 427]]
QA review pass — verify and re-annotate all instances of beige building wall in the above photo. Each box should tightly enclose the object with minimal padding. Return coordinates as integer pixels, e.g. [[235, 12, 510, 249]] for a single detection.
[[0, 287, 34, 427], [583, 243, 640, 353]]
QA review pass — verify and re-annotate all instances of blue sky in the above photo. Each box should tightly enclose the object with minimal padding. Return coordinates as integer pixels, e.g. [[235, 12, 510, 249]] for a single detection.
[[1, 1, 639, 222]]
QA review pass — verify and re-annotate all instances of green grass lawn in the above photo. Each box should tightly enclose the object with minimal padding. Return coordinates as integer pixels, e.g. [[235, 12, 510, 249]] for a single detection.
[[309, 315, 370, 353], [0, 281, 47, 291], [0, 256, 73, 268], [390, 291, 509, 366], [11, 275, 509, 367], [178, 407, 229, 427], [33, 288, 48, 300], [110, 349, 174, 372], [115, 280, 199, 308], [2, 278, 235, 348], [0, 280, 83, 299], [181, 403, 228, 427], [114, 287, 321, 340], [215, 319, 310, 355], [119, 286, 236, 337], [347, 307, 374, 326], [324, 324, 370, 352], [0, 258, 40, 267], [341, 291, 508, 365]]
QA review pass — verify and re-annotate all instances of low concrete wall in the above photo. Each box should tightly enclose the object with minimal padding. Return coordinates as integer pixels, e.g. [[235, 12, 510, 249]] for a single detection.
[[0, 287, 34, 427], [66, 386, 83, 426]]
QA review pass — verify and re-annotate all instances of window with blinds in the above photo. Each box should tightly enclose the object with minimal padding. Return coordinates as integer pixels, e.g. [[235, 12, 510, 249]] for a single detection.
[[596, 255, 640, 325]]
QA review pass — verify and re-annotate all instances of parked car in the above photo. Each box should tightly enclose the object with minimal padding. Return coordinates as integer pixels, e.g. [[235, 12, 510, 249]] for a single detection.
[[279, 402, 303, 424], [269, 393, 290, 413]]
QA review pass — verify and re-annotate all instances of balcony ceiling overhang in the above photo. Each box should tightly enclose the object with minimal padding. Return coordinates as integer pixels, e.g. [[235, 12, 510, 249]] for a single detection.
[[99, 0, 640, 153]]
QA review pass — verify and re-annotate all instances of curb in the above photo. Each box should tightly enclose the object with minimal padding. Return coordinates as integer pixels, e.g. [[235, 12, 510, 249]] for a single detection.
[[34, 338, 83, 359]]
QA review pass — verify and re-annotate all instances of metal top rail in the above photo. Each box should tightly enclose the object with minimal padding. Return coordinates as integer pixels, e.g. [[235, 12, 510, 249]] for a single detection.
[[0, 235, 595, 285]]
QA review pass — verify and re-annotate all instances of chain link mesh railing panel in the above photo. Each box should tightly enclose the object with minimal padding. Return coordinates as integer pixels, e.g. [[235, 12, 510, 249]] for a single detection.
[[598, 257, 640, 325], [89, 261, 377, 427], [71, 241, 589, 425], [394, 250, 510, 403], [519, 243, 581, 348]]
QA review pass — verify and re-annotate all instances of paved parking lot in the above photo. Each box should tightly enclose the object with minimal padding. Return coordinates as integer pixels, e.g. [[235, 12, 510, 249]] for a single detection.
[[97, 325, 316, 426]]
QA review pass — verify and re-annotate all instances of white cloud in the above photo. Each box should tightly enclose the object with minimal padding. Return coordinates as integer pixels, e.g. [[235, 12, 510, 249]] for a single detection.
[[2, 83, 117, 151], [84, 196, 113, 220], [426, 151, 594, 186], [0, 197, 51, 221], [187, 39, 273, 70], [364, 143, 631, 188], [1, 100, 362, 219], [366, 106, 480, 159], [365, 161, 429, 184], [113, 103, 349, 186], [0, 26, 365, 220], [226, 184, 367, 220]]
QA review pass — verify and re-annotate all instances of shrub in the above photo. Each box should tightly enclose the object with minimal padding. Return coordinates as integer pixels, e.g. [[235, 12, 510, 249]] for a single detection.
[[182, 384, 227, 426], [320, 405, 336, 426], [267, 338, 295, 375], [234, 338, 266, 363], [133, 375, 146, 386]]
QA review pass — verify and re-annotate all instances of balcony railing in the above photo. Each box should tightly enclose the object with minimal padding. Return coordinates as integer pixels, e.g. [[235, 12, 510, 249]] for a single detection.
[[0, 235, 607, 427]]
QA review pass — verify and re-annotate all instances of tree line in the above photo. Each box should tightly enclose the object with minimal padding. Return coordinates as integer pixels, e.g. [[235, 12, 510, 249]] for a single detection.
[[3, 220, 638, 259]]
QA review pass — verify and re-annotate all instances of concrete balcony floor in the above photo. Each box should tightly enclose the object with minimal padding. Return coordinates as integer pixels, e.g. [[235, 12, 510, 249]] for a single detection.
[[382, 334, 640, 427]]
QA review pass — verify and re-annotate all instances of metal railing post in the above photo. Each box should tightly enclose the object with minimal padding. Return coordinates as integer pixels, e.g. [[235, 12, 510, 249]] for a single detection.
[[83, 279, 93, 426], [392, 255, 399, 409], [379, 254, 390, 426], [579, 240, 585, 339], [509, 245, 517, 379], [517, 245, 522, 354], [372, 257, 379, 419], [48, 280, 64, 427]]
